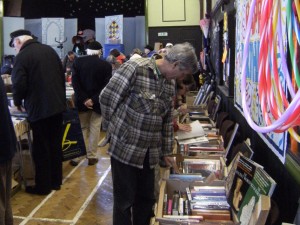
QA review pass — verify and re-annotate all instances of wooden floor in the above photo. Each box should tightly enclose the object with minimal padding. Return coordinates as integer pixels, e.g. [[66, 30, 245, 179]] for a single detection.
[[11, 144, 114, 225]]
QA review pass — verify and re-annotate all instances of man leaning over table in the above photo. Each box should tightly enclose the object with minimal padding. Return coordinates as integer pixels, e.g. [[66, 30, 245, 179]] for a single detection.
[[99, 42, 198, 225], [10, 29, 66, 195]]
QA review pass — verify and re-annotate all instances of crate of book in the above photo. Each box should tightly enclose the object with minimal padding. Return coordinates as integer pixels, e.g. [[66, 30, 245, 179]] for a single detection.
[[156, 154, 276, 225], [155, 179, 235, 224], [178, 134, 225, 157], [169, 155, 226, 182]]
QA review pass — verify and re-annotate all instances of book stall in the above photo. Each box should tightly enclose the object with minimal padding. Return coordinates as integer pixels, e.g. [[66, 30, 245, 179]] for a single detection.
[[154, 90, 276, 225]]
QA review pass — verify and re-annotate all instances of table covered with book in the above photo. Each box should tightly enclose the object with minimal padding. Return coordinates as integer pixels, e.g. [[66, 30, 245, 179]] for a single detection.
[[154, 96, 276, 225]]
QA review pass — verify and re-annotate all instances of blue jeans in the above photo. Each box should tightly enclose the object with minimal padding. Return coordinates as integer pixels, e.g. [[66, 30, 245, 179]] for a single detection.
[[111, 151, 155, 225]]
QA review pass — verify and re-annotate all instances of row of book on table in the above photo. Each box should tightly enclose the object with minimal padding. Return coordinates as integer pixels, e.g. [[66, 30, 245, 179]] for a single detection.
[[156, 154, 276, 224], [155, 105, 276, 224]]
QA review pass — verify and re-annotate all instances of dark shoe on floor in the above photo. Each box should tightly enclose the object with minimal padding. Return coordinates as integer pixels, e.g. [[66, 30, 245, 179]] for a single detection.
[[25, 186, 50, 195], [88, 158, 98, 165], [52, 185, 61, 191], [69, 160, 79, 166]]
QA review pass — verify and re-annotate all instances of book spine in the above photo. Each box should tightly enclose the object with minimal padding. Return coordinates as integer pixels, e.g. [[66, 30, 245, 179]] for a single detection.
[[172, 192, 179, 215], [179, 197, 184, 215], [167, 199, 173, 215], [186, 187, 192, 201], [163, 193, 168, 215], [184, 200, 192, 215]]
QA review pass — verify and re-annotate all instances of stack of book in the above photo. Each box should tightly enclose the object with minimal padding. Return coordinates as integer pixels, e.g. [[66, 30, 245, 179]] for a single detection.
[[179, 135, 225, 157], [158, 184, 232, 223], [187, 185, 232, 221], [159, 190, 204, 224]]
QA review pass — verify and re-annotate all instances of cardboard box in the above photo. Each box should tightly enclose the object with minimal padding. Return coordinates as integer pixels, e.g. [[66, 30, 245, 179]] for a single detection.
[[155, 178, 270, 225], [155, 179, 235, 225]]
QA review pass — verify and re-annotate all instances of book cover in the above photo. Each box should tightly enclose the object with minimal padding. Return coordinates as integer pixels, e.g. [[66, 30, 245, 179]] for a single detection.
[[227, 156, 260, 213], [228, 155, 276, 225]]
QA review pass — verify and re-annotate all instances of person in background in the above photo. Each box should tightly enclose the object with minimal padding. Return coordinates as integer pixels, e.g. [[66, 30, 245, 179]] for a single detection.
[[0, 77, 16, 225], [62, 51, 77, 75], [70, 41, 112, 166], [77, 29, 96, 52], [0, 55, 15, 75], [144, 44, 156, 57], [158, 42, 174, 57], [99, 42, 198, 225], [10, 29, 66, 195], [109, 48, 127, 64], [173, 79, 192, 132], [106, 55, 121, 75], [129, 48, 143, 60], [72, 32, 85, 56]]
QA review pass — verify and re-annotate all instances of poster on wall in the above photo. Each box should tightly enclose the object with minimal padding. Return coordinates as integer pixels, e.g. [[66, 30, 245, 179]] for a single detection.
[[42, 18, 65, 59], [105, 15, 123, 44], [234, 0, 288, 163]]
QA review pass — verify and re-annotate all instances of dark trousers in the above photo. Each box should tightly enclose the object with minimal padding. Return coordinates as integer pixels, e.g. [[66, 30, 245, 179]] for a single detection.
[[111, 151, 155, 225], [30, 113, 63, 192]]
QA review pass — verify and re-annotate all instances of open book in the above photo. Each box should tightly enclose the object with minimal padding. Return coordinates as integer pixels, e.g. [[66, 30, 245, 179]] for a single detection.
[[176, 120, 205, 141]]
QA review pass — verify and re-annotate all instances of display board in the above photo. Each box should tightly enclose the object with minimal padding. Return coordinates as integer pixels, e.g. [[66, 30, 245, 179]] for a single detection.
[[234, 0, 288, 163], [105, 15, 123, 44]]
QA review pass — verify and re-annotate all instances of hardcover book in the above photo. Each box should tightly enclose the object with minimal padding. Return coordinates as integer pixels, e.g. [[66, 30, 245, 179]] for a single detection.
[[227, 155, 276, 225]]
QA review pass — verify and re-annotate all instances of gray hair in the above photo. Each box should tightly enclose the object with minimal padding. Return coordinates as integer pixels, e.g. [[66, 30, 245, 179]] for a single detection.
[[164, 42, 198, 74]]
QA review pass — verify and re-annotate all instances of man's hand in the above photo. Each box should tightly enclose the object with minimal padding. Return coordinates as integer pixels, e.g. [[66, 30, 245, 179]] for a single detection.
[[84, 99, 93, 109], [163, 156, 180, 174], [178, 123, 192, 132]]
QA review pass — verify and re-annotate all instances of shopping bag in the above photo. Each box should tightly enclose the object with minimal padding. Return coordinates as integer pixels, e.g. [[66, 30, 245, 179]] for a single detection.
[[62, 108, 86, 161]]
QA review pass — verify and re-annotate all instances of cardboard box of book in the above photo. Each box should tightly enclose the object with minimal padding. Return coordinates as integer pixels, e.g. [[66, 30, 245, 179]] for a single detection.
[[155, 179, 235, 224], [169, 154, 226, 182], [156, 154, 275, 224]]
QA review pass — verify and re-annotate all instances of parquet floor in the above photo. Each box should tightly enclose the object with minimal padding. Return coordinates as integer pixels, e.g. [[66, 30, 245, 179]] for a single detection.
[[11, 144, 114, 225]]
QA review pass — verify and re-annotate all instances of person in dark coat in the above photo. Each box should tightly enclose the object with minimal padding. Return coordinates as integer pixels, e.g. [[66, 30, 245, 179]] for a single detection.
[[10, 29, 66, 195], [70, 41, 112, 166], [0, 77, 16, 225]]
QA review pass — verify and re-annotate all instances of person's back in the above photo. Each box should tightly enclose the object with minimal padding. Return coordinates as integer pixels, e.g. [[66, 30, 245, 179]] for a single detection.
[[70, 41, 112, 166], [12, 39, 66, 122], [10, 29, 66, 195], [72, 54, 112, 113], [62, 51, 77, 74], [106, 55, 121, 75]]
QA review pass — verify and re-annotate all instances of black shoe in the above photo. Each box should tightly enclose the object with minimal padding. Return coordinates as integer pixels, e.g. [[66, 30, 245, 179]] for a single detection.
[[52, 185, 61, 191], [88, 158, 98, 165], [25, 186, 50, 195], [69, 160, 79, 166]]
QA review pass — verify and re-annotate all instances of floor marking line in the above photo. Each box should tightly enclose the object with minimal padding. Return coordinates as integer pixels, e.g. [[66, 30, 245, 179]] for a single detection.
[[17, 159, 86, 225], [71, 165, 111, 225], [14, 215, 73, 223]]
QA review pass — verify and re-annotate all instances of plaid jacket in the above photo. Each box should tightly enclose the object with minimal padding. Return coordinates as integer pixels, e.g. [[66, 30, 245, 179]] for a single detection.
[[100, 57, 175, 168]]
